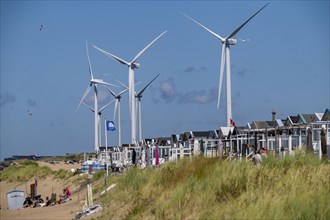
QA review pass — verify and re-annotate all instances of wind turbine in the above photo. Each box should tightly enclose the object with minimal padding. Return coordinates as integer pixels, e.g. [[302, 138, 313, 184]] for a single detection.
[[107, 87, 129, 147], [93, 30, 167, 144], [183, 3, 268, 127], [77, 41, 117, 153], [136, 73, 160, 142], [78, 98, 115, 147]]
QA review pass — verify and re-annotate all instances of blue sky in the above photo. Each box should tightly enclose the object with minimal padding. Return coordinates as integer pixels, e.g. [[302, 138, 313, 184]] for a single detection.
[[1, 1, 329, 160]]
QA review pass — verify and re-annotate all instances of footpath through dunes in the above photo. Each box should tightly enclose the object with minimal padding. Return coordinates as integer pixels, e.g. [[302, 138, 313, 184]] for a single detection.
[[0, 160, 103, 220]]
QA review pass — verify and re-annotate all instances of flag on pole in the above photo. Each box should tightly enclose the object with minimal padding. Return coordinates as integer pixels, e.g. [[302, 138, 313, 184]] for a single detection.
[[106, 120, 116, 131], [230, 118, 236, 127]]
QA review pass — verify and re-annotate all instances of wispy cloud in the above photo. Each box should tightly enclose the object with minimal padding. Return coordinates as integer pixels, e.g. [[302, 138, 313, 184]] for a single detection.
[[158, 78, 217, 105], [0, 92, 16, 107], [82, 89, 113, 110], [159, 78, 177, 103], [178, 87, 217, 104], [234, 68, 254, 76], [183, 66, 208, 73], [27, 99, 37, 107]]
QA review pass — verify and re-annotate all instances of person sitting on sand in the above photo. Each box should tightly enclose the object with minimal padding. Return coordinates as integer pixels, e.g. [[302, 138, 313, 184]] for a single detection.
[[58, 194, 66, 204], [23, 195, 33, 208], [65, 187, 71, 199]]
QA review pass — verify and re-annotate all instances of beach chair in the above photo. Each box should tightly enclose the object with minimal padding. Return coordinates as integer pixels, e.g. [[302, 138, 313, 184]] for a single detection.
[[50, 193, 56, 206]]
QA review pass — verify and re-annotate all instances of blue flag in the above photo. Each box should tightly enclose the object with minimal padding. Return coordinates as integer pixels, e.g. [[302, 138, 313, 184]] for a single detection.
[[106, 120, 116, 131]]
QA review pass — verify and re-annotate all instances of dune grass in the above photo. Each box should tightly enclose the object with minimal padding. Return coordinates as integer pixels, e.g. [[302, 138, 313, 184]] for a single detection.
[[0, 160, 75, 182], [97, 153, 329, 219]]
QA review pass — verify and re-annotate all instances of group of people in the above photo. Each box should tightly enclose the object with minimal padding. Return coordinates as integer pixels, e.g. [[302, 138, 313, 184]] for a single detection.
[[23, 187, 72, 208]]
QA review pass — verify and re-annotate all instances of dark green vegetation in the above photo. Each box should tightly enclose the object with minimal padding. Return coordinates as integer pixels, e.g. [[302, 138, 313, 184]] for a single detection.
[[97, 153, 330, 219]]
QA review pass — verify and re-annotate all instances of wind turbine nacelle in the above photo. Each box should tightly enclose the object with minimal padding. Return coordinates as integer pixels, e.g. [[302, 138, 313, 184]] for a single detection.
[[91, 79, 104, 84], [132, 63, 140, 69], [227, 38, 237, 45]]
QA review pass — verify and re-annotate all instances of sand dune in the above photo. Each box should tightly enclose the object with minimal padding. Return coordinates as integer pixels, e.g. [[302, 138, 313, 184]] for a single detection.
[[0, 161, 102, 220]]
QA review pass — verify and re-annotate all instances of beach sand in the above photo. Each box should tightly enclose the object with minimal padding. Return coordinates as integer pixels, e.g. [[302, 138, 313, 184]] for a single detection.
[[0, 161, 103, 220]]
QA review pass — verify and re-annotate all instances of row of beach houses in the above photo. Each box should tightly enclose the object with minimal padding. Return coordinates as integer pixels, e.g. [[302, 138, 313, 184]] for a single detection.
[[84, 108, 330, 172]]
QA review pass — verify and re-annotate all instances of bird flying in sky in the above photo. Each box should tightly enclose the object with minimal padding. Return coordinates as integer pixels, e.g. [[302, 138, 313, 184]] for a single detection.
[[40, 24, 43, 31]]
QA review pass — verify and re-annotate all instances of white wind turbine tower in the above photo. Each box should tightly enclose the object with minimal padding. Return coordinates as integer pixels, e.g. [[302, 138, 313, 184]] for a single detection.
[[78, 99, 115, 147], [107, 87, 128, 147], [77, 41, 117, 153], [93, 30, 167, 144], [136, 73, 160, 142], [183, 3, 268, 127]]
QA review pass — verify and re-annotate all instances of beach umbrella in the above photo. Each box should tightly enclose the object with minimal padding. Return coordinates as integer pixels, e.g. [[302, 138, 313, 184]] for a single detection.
[[306, 128, 313, 152], [321, 128, 327, 158], [155, 145, 159, 166]]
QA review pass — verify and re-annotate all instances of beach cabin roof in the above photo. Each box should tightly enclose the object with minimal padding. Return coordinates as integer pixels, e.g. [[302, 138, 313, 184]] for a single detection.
[[321, 109, 330, 121], [297, 114, 319, 124], [171, 134, 180, 143], [154, 137, 171, 146], [315, 113, 324, 121], [275, 119, 284, 127], [284, 116, 298, 126], [219, 127, 234, 138], [251, 121, 268, 130], [266, 121, 276, 127], [191, 131, 210, 138], [208, 130, 219, 139]]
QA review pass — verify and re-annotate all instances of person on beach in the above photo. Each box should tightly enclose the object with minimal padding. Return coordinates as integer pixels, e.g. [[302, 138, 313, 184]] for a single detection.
[[252, 150, 262, 168], [65, 187, 71, 199]]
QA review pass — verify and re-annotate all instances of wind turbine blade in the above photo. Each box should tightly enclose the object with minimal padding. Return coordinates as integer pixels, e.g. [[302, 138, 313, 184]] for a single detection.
[[137, 73, 160, 97], [96, 80, 118, 87], [182, 12, 225, 43], [118, 87, 129, 97], [86, 41, 94, 79], [77, 98, 94, 112], [116, 80, 140, 91], [107, 88, 117, 98], [113, 99, 118, 121], [131, 30, 167, 64], [93, 45, 130, 66], [226, 3, 269, 39], [217, 44, 226, 110], [99, 99, 115, 112], [76, 84, 92, 111], [116, 80, 129, 89]]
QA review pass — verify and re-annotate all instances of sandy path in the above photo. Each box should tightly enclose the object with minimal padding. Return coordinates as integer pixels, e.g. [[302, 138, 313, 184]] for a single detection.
[[0, 161, 102, 220]]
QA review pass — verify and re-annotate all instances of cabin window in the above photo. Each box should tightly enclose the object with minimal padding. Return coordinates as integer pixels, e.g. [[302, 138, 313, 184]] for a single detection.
[[313, 130, 320, 142]]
